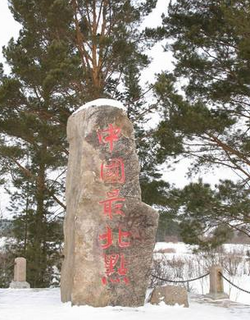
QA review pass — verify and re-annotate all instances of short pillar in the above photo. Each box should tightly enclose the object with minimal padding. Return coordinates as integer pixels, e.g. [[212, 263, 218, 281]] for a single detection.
[[206, 265, 228, 300], [9, 257, 30, 289]]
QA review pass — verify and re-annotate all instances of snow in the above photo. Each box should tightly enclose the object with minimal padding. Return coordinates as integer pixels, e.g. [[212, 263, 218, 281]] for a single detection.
[[1, 240, 250, 319], [73, 98, 127, 115], [0, 237, 7, 249], [223, 243, 250, 254], [0, 1, 21, 75], [0, 288, 250, 320], [155, 242, 197, 254], [153, 242, 250, 305]]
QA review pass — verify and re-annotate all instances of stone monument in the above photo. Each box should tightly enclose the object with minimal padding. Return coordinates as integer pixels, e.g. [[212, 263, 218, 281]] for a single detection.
[[9, 257, 30, 289], [61, 99, 159, 307], [206, 265, 229, 300]]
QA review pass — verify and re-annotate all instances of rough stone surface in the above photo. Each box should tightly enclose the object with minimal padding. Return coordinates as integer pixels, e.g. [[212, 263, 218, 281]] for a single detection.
[[60, 100, 158, 307], [9, 281, 30, 289], [150, 285, 189, 307], [206, 265, 229, 300], [9, 257, 30, 289]]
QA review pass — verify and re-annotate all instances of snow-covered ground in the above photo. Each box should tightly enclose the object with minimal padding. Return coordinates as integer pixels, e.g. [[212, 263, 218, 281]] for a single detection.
[[0, 288, 250, 320], [1, 241, 250, 319], [153, 242, 250, 305]]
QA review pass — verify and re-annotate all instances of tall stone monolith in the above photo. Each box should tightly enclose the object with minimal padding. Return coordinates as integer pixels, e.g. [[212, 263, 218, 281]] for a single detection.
[[61, 98, 159, 307]]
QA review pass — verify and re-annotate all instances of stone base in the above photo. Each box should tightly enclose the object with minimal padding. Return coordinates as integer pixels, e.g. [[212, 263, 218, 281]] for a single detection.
[[206, 292, 229, 300], [9, 281, 30, 289], [150, 285, 189, 308]]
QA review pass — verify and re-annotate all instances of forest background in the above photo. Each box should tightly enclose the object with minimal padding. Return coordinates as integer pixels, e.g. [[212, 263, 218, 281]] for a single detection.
[[0, 0, 250, 288]]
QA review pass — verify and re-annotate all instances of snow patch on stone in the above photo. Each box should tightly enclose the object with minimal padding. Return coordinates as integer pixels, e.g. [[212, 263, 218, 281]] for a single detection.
[[0, 237, 7, 248], [73, 98, 127, 115]]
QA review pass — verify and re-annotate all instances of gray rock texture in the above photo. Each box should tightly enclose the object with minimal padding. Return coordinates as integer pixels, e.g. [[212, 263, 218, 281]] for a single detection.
[[150, 285, 189, 307], [60, 99, 158, 307]]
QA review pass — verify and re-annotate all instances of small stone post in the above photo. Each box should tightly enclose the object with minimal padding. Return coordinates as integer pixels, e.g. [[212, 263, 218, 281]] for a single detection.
[[206, 265, 228, 300], [9, 257, 30, 289]]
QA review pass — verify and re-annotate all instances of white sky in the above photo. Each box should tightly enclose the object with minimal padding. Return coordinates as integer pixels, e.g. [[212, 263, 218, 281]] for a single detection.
[[0, 1, 21, 71], [0, 0, 239, 218]]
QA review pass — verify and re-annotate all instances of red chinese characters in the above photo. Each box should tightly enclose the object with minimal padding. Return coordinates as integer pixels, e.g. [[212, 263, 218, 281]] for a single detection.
[[119, 229, 131, 248], [97, 123, 130, 286], [99, 226, 112, 250], [97, 124, 121, 153], [98, 189, 125, 220], [101, 254, 129, 285], [99, 226, 131, 249], [100, 158, 125, 184]]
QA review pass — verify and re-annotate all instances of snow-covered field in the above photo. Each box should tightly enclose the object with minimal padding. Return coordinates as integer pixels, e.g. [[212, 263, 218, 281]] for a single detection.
[[153, 242, 250, 305], [0, 288, 250, 320], [1, 241, 250, 320]]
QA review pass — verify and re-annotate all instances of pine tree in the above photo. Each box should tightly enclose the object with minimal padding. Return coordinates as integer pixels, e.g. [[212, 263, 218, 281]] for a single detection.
[[173, 180, 249, 250], [148, 0, 250, 247], [0, 0, 165, 286], [154, 0, 250, 180]]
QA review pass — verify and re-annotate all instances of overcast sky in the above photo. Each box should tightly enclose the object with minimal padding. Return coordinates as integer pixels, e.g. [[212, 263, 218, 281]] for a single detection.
[[0, 1, 20, 70]]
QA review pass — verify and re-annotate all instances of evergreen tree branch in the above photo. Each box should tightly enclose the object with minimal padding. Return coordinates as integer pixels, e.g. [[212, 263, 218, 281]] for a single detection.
[[0, 153, 66, 210], [207, 133, 250, 168]]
